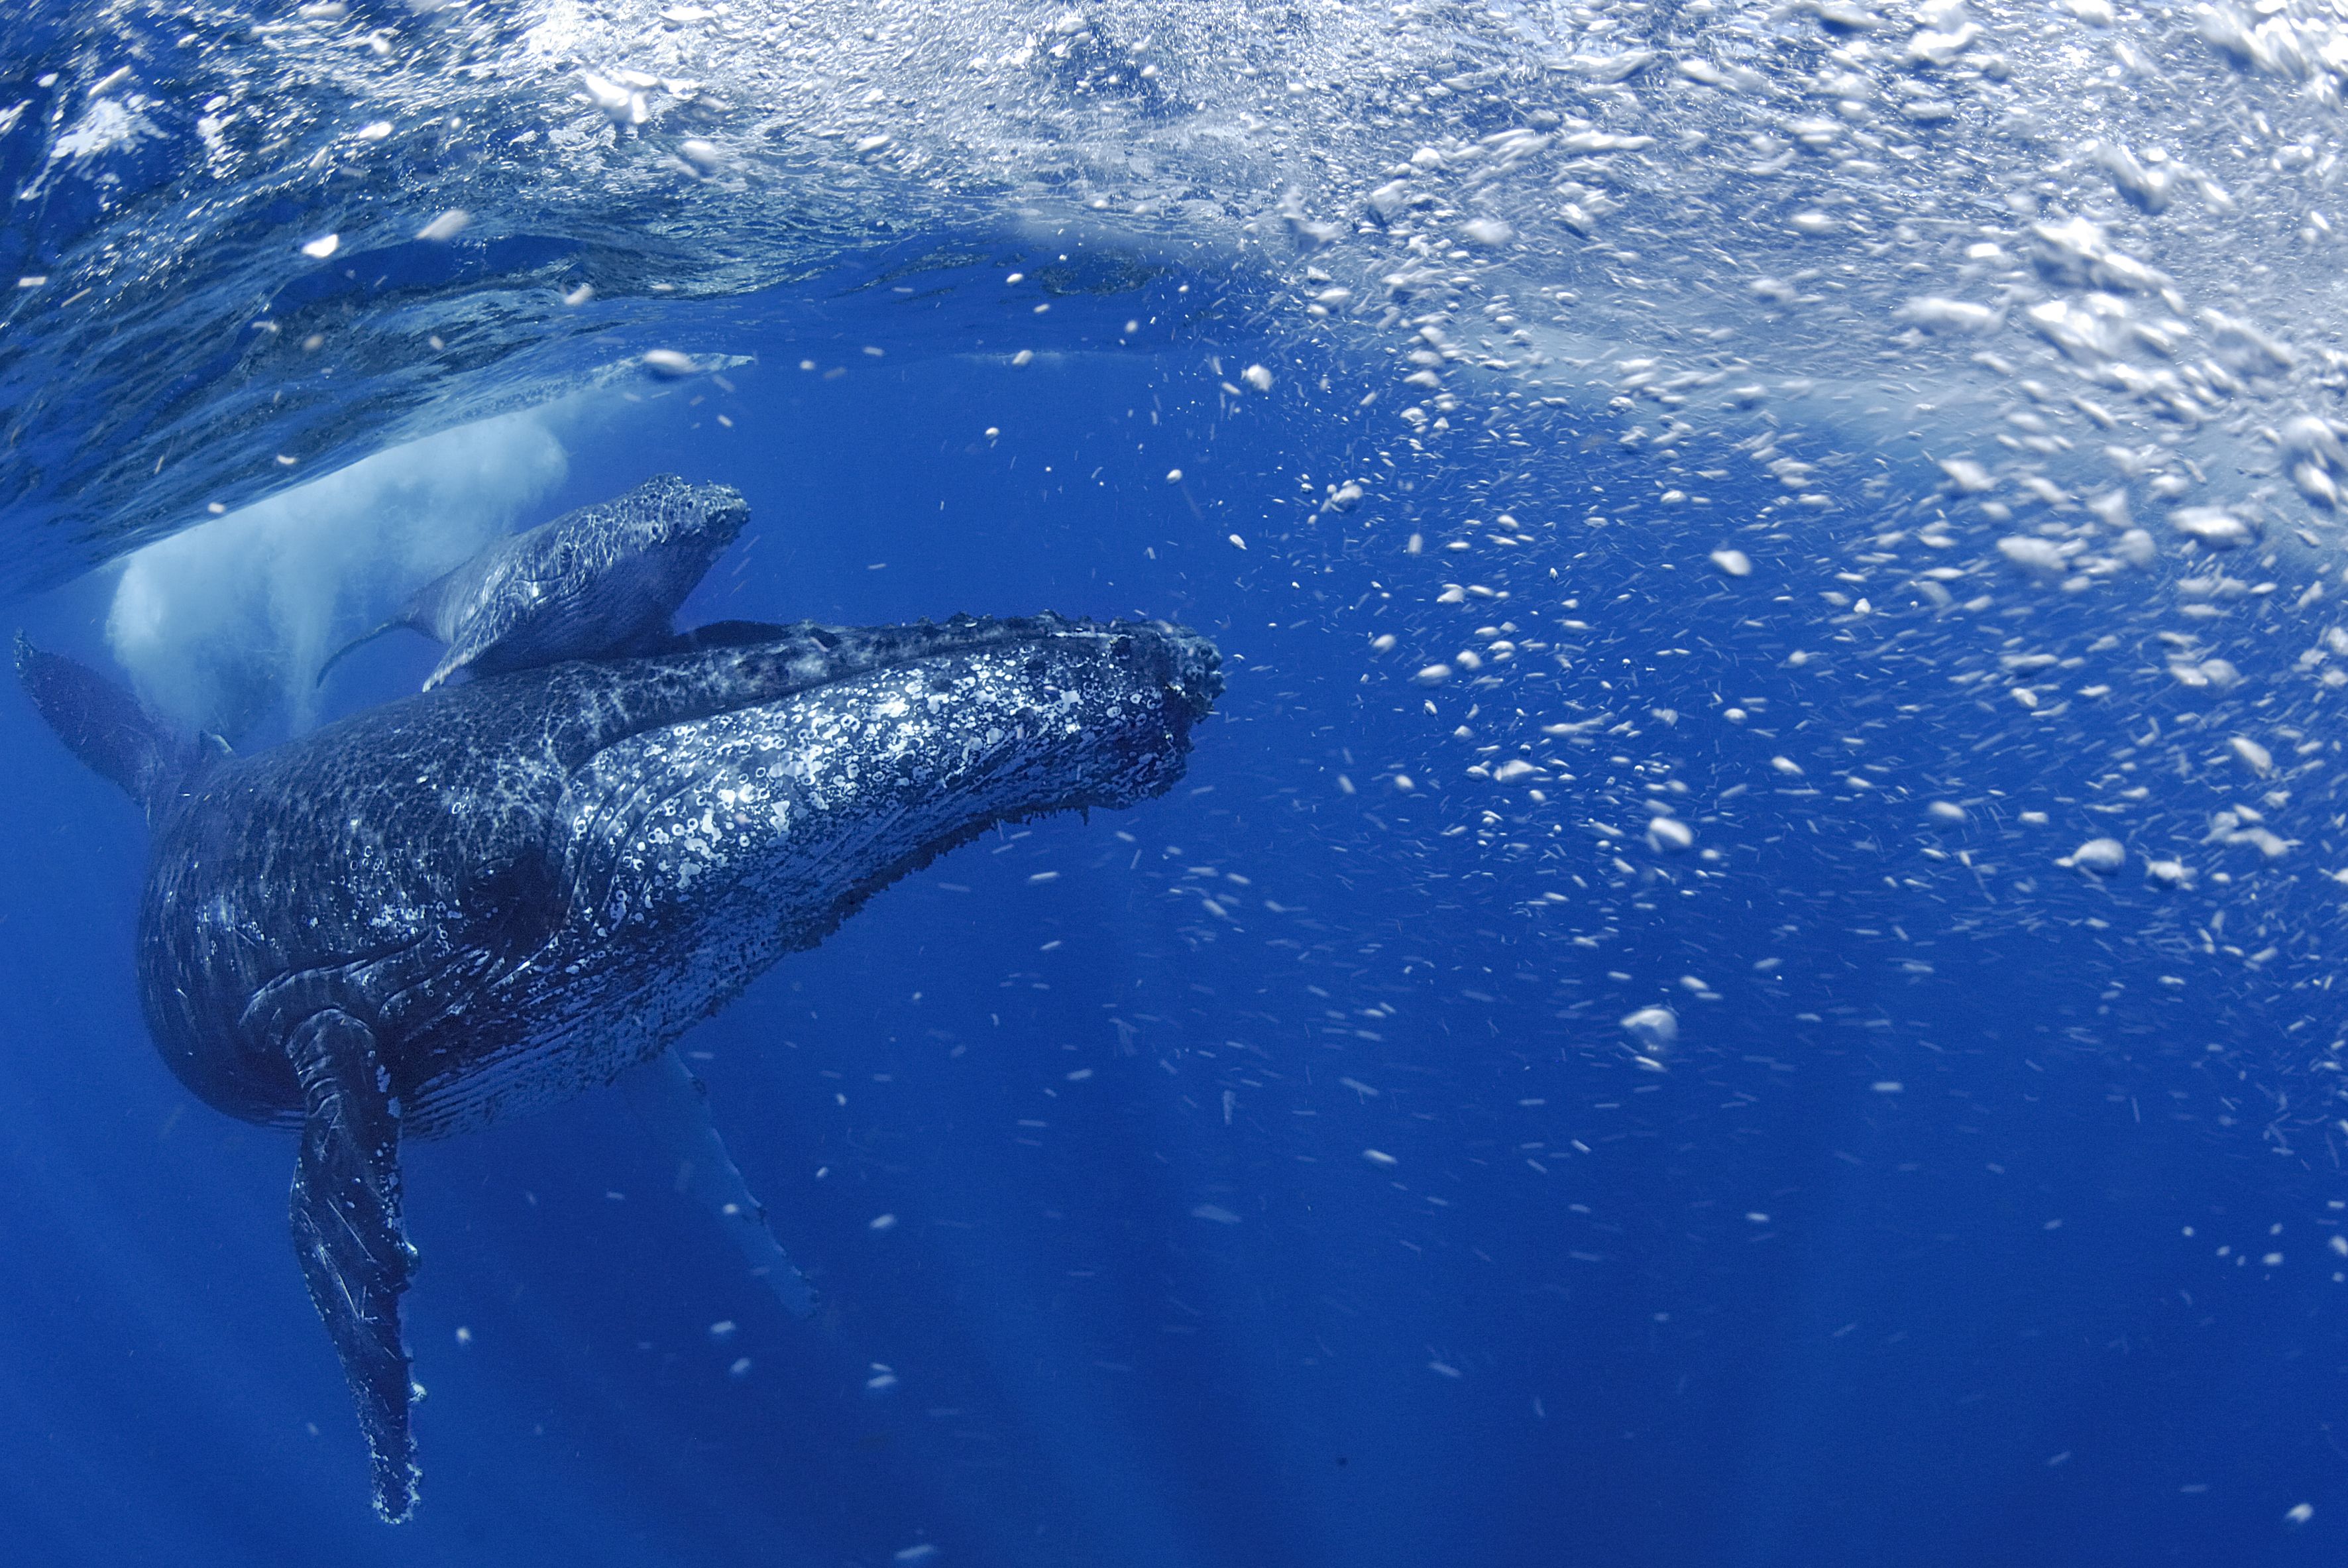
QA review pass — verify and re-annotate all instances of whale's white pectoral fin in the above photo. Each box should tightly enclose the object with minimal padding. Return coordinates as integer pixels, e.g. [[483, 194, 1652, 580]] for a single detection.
[[288, 1010, 421, 1524], [418, 659, 461, 693], [619, 1050, 817, 1319], [418, 636, 484, 693]]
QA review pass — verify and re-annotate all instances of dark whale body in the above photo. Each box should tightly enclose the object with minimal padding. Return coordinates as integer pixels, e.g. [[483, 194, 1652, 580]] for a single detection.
[[319, 474, 751, 691], [18, 613, 1219, 1522]]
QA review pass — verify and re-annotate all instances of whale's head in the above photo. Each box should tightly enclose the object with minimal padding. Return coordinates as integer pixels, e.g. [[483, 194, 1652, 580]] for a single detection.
[[618, 473, 751, 550], [549, 614, 1223, 955]]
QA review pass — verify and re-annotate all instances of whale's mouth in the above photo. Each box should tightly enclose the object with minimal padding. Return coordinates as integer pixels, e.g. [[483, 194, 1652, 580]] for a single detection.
[[400, 614, 1221, 1136]]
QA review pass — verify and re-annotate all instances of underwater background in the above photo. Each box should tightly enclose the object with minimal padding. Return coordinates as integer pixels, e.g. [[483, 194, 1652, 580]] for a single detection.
[[6, 1, 2348, 1563]]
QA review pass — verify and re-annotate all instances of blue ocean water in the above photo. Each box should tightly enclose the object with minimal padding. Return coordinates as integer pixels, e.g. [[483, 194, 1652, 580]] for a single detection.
[[7, 3, 2348, 1564]]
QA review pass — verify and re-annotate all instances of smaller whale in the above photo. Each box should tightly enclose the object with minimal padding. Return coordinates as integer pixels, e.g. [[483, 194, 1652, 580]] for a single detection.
[[318, 473, 750, 691]]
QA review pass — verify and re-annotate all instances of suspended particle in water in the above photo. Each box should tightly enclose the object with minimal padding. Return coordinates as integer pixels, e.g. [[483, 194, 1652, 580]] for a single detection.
[[2059, 838, 2126, 875], [1620, 1007, 1678, 1053], [2171, 507, 2253, 549], [1646, 817, 1693, 852]]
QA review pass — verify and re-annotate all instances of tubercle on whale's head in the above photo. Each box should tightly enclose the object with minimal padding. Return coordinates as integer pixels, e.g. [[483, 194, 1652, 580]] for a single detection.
[[1129, 617, 1222, 720]]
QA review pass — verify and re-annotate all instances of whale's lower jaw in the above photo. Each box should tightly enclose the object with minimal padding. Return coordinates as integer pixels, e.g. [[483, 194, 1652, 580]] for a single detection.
[[396, 620, 1219, 1138]]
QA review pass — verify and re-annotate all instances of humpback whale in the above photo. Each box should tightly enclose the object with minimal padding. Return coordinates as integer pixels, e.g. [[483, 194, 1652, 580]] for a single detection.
[[317, 474, 751, 691], [17, 612, 1219, 1522]]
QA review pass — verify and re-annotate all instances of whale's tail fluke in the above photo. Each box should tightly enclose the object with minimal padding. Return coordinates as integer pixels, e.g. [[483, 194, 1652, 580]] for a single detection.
[[15, 634, 210, 822]]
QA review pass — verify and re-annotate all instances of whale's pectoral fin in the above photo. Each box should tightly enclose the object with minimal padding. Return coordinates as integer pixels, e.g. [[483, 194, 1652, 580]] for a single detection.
[[618, 1050, 817, 1319], [419, 638, 484, 693], [419, 605, 535, 690], [313, 620, 416, 689], [287, 1010, 421, 1524]]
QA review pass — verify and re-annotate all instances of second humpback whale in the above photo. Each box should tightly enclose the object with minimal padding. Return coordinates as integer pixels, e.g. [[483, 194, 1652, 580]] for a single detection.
[[18, 612, 1219, 1522], [317, 474, 751, 691]]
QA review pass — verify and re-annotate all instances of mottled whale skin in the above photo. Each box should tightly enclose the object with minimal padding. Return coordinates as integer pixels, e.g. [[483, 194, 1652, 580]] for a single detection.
[[18, 613, 1219, 1523], [320, 473, 751, 691]]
